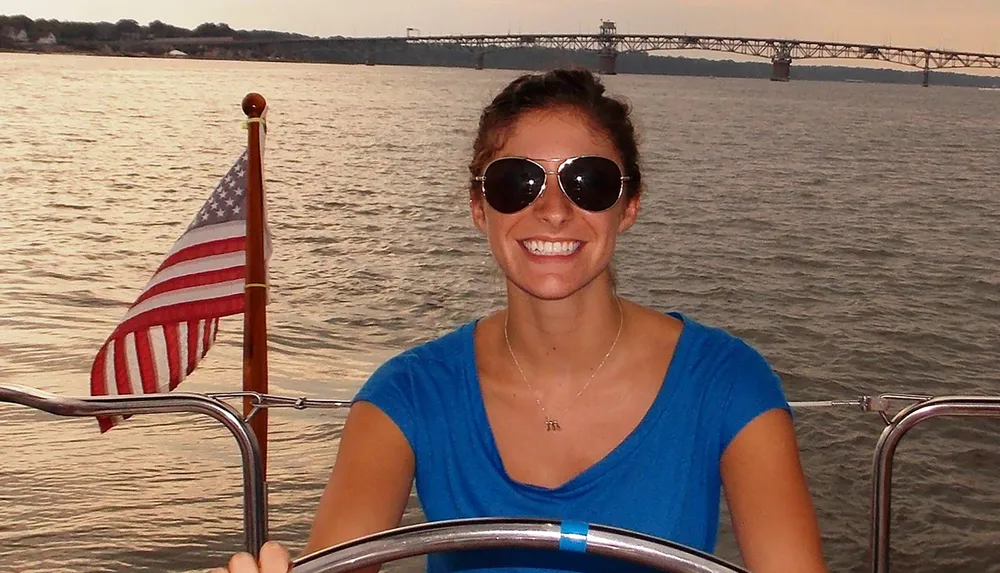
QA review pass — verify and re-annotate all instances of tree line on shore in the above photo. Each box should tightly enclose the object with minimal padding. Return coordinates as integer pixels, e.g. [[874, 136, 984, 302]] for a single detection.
[[0, 14, 303, 44]]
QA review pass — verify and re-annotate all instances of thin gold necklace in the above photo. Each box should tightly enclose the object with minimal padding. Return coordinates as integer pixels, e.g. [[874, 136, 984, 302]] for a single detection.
[[503, 297, 624, 432]]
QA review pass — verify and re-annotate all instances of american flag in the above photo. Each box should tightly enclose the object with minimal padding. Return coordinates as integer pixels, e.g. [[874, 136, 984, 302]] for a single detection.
[[90, 127, 270, 432]]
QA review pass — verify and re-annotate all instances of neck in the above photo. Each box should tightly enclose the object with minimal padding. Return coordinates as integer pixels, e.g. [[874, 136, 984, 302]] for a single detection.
[[503, 279, 625, 388]]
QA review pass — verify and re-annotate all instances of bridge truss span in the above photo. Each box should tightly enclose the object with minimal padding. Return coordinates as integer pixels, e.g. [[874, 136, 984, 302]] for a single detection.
[[624, 36, 999, 68], [405, 31, 1000, 83]]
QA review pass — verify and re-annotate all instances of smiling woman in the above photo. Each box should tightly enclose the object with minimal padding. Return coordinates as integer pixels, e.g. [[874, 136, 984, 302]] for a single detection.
[[215, 68, 829, 573]]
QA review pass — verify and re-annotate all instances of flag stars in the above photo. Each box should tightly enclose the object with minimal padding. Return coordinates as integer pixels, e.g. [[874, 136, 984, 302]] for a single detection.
[[183, 150, 254, 230]]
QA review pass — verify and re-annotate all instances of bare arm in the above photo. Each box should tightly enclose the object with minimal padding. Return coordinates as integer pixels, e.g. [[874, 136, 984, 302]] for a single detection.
[[301, 400, 416, 564], [721, 409, 828, 573]]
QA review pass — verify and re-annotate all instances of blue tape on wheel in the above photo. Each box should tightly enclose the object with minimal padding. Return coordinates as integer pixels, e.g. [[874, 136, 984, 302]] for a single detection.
[[558, 520, 589, 553]]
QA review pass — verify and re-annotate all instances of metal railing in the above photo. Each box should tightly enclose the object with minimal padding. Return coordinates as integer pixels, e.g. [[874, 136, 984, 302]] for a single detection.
[[869, 395, 1000, 573], [0, 384, 269, 559]]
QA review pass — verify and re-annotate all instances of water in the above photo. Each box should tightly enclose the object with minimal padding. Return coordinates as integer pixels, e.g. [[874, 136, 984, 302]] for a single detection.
[[1, 53, 998, 572]]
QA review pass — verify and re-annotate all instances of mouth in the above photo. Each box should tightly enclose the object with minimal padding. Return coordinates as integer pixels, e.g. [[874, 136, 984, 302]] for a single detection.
[[520, 239, 582, 257]]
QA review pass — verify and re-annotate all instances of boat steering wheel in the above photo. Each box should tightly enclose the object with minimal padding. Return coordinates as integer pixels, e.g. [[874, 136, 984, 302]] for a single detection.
[[290, 518, 747, 573]]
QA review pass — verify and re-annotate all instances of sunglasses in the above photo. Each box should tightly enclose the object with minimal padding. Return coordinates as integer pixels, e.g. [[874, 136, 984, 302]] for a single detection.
[[475, 156, 630, 214]]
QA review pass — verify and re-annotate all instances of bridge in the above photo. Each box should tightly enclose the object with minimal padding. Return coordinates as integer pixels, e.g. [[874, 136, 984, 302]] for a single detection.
[[119, 21, 1000, 85], [403, 21, 1000, 85]]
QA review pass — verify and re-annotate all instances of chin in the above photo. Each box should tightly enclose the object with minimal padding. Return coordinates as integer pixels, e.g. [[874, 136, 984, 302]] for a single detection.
[[511, 276, 589, 301]]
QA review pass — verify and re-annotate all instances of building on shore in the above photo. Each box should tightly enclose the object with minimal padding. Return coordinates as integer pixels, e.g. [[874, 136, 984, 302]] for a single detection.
[[3, 27, 29, 43]]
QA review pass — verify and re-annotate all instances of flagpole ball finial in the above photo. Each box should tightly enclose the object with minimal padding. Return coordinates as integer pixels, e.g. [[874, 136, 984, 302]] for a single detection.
[[242, 93, 267, 118]]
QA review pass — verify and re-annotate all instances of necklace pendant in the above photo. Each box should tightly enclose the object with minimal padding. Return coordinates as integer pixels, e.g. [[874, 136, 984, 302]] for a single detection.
[[545, 418, 562, 432]]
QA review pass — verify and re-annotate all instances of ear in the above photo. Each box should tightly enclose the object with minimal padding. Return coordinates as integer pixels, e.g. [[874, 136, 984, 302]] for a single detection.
[[470, 190, 488, 234], [617, 194, 640, 233]]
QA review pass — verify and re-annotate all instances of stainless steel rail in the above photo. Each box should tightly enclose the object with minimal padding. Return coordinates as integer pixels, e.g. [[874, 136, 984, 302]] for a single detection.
[[291, 518, 748, 573], [870, 395, 1000, 573], [0, 384, 269, 559]]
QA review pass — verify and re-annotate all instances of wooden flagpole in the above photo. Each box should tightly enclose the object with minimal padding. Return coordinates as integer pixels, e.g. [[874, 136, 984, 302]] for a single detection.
[[241, 93, 269, 478]]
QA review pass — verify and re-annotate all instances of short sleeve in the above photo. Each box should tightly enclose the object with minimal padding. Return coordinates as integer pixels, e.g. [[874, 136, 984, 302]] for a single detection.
[[352, 354, 418, 451], [718, 339, 791, 455]]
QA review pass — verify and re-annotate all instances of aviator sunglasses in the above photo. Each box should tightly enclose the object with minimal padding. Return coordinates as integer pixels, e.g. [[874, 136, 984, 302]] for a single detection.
[[475, 156, 630, 214]]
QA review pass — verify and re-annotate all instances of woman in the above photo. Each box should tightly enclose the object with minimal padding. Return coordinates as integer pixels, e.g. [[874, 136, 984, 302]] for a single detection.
[[217, 68, 828, 573]]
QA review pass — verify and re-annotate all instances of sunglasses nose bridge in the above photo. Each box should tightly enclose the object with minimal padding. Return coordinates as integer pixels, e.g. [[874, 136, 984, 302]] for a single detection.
[[543, 168, 560, 192], [536, 161, 566, 198]]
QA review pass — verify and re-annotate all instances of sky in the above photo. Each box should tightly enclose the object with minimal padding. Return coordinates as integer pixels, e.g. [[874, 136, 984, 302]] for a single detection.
[[4, 0, 1000, 55]]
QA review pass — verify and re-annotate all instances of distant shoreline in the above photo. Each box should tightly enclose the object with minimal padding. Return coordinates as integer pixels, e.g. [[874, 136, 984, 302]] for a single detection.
[[3, 44, 999, 89], [4, 13, 1000, 87]]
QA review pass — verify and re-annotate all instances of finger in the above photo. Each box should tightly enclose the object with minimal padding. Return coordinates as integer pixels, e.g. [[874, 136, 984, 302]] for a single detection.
[[258, 541, 292, 572], [229, 552, 260, 573]]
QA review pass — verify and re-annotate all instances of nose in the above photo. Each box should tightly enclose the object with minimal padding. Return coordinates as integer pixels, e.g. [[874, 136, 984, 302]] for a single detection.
[[531, 169, 573, 227]]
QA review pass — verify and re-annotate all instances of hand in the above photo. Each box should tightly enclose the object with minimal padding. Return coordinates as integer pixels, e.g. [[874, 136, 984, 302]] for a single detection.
[[210, 541, 292, 572]]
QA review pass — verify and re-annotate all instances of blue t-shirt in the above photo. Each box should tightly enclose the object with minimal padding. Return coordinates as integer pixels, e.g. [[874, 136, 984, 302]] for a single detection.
[[353, 312, 790, 573]]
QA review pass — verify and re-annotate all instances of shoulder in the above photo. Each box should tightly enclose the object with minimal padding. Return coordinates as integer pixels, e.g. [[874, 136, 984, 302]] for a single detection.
[[355, 320, 476, 398], [621, 303, 769, 376], [351, 320, 478, 447], [672, 312, 775, 377]]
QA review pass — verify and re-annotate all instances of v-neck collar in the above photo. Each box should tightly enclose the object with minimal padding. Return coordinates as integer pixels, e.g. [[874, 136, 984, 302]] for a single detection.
[[463, 312, 690, 496]]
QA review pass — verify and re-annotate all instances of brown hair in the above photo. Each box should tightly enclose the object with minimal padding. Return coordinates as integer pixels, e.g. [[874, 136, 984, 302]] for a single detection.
[[467, 68, 642, 201]]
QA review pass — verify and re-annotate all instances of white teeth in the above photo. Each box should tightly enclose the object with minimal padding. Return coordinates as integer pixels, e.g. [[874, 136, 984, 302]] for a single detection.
[[522, 240, 581, 256]]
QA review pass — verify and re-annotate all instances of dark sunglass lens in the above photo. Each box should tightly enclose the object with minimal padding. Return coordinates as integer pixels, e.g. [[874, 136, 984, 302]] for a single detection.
[[482, 158, 544, 214], [559, 156, 623, 212]]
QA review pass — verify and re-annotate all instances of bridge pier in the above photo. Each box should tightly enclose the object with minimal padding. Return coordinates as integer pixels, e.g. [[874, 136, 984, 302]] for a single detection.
[[771, 55, 791, 81], [770, 43, 793, 82], [475, 52, 485, 70], [598, 50, 617, 75], [922, 54, 930, 87]]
